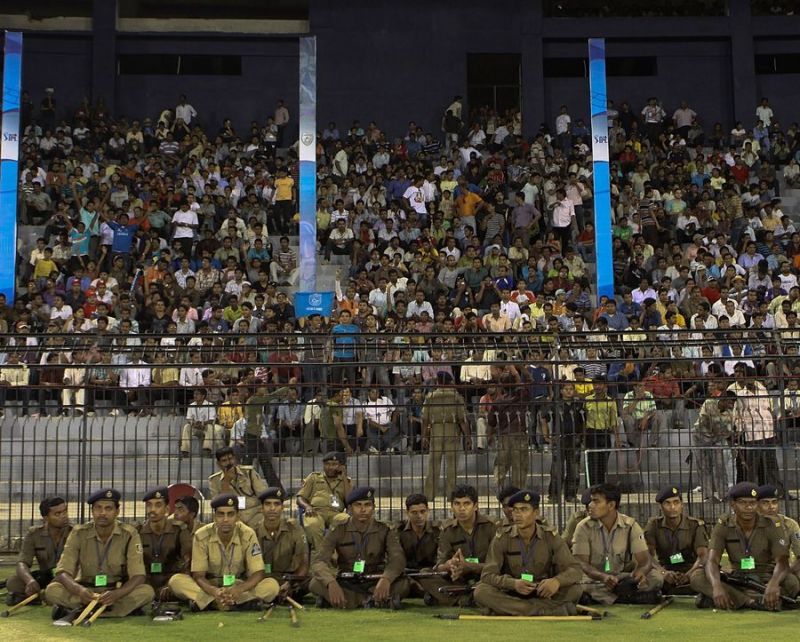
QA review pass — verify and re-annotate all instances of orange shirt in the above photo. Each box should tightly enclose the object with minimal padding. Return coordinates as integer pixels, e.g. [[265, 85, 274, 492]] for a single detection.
[[456, 191, 483, 217]]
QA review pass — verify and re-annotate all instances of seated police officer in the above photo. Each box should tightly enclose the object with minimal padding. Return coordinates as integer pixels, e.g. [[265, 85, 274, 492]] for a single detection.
[[473, 490, 583, 616], [310, 486, 409, 609], [45, 488, 154, 623], [643, 485, 708, 594], [691, 482, 799, 611], [168, 493, 279, 611]]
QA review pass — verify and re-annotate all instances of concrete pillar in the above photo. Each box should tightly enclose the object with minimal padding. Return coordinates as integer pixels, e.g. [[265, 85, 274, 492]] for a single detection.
[[521, 0, 545, 138], [92, 0, 118, 113], [728, 0, 756, 126]]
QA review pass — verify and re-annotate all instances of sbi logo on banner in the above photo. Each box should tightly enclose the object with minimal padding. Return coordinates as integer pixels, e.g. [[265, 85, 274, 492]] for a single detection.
[[2, 131, 18, 142]]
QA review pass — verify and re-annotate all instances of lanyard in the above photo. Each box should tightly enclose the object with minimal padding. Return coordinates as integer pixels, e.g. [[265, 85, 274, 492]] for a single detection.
[[151, 532, 167, 560], [50, 530, 66, 565], [462, 525, 479, 558], [600, 526, 617, 561], [94, 534, 114, 574], [218, 541, 236, 575], [517, 536, 538, 573], [325, 476, 342, 496], [736, 526, 756, 557], [352, 531, 370, 560]]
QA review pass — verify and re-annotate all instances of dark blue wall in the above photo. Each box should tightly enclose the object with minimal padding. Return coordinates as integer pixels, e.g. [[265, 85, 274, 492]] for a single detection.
[[7, 0, 800, 139]]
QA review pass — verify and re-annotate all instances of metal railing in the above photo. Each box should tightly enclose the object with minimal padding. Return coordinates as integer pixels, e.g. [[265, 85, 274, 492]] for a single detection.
[[1, 327, 799, 547]]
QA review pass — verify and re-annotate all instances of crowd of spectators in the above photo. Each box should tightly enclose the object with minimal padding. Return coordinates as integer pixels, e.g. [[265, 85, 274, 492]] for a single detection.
[[1, 88, 799, 480]]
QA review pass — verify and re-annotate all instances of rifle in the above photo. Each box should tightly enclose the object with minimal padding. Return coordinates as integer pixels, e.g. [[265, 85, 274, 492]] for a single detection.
[[720, 572, 799, 606]]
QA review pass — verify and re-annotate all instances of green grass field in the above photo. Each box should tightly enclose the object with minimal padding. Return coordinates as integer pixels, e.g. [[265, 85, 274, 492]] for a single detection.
[[1, 567, 796, 641]]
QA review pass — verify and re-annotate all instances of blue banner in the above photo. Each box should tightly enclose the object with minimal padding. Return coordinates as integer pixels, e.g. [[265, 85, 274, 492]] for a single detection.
[[0, 31, 22, 302], [588, 38, 614, 302], [295, 291, 334, 318], [298, 36, 317, 292]]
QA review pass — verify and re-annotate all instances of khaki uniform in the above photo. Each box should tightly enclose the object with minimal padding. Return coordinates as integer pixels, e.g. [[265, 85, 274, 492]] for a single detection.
[[690, 513, 799, 608], [255, 518, 309, 592], [572, 513, 663, 604], [137, 520, 193, 591], [643, 514, 707, 593], [421, 513, 496, 605], [422, 388, 468, 501], [562, 509, 588, 549], [778, 513, 800, 585], [44, 521, 155, 617], [309, 516, 410, 608], [208, 466, 268, 530], [474, 523, 583, 615], [297, 471, 352, 551], [7, 524, 73, 597], [168, 522, 279, 610]]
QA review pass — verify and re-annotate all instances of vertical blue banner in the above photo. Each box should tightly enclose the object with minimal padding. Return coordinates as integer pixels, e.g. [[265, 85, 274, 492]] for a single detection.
[[298, 36, 317, 292], [588, 38, 614, 302], [0, 31, 22, 302]]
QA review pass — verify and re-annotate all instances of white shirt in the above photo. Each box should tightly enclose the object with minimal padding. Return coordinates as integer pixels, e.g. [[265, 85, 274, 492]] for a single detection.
[[172, 209, 198, 239], [120, 361, 151, 388], [50, 304, 73, 320], [500, 300, 521, 322], [186, 400, 216, 423], [756, 105, 774, 127], [555, 114, 571, 135], [552, 198, 575, 228], [179, 366, 204, 387], [230, 416, 268, 443], [175, 103, 197, 125], [333, 149, 349, 177], [406, 300, 434, 318], [364, 396, 394, 425], [403, 185, 427, 214]]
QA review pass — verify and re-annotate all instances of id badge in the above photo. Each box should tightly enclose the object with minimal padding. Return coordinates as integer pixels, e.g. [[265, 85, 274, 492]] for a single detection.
[[95, 574, 108, 587], [740, 556, 756, 570], [604, 557, 612, 573], [237, 496, 246, 510], [223, 574, 236, 587], [150, 562, 163, 574], [521, 573, 534, 582], [264, 563, 272, 574], [353, 560, 365, 574], [669, 553, 685, 565], [331, 496, 341, 509], [465, 557, 480, 564]]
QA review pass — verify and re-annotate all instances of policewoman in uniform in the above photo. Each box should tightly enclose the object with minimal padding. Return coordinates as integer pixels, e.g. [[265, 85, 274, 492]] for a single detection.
[[309, 486, 409, 609], [691, 482, 799, 610], [422, 372, 471, 502], [168, 494, 279, 611], [473, 490, 583, 616], [6, 496, 72, 605], [561, 489, 591, 549], [296, 451, 352, 551], [45, 489, 154, 621], [255, 487, 309, 598], [137, 487, 192, 594], [643, 485, 708, 594], [208, 447, 269, 530]]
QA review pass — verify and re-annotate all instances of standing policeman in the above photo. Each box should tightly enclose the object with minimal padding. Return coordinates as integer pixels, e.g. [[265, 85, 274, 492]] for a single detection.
[[137, 487, 192, 596], [691, 482, 799, 610], [296, 451, 352, 551], [643, 486, 708, 594], [422, 372, 471, 502], [168, 494, 279, 611], [6, 497, 72, 605], [309, 486, 409, 609], [256, 488, 309, 598], [45, 489, 155, 622], [473, 490, 583, 616]]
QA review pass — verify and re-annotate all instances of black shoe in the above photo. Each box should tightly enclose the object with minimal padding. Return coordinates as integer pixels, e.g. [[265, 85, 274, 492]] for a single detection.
[[695, 594, 714, 609], [51, 605, 68, 621], [52, 607, 81, 626], [236, 599, 264, 611], [188, 601, 201, 613], [6, 593, 23, 606], [390, 594, 403, 611], [423, 592, 435, 607]]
